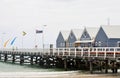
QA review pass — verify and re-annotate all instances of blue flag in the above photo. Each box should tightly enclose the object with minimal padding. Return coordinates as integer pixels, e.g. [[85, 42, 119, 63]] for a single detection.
[[10, 37, 17, 45]]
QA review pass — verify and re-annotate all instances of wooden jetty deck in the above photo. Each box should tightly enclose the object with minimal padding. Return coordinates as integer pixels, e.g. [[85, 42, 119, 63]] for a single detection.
[[0, 47, 120, 73]]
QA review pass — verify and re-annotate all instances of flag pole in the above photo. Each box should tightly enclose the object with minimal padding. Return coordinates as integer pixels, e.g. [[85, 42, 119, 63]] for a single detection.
[[22, 31, 27, 48], [42, 30, 44, 52], [22, 36, 23, 48], [42, 25, 47, 52], [35, 30, 37, 49], [35, 25, 46, 51]]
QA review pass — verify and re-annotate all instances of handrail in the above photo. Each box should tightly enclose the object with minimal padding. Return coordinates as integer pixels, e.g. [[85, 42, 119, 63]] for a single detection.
[[0, 47, 120, 58]]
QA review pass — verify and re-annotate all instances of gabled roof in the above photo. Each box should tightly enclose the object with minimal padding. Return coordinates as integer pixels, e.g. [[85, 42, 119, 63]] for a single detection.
[[86, 27, 99, 39], [101, 25, 120, 38], [60, 30, 70, 41], [71, 29, 83, 40]]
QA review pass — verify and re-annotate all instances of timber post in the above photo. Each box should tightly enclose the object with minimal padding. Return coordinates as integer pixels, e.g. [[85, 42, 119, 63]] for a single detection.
[[64, 57, 67, 71], [0, 53, 1, 60], [105, 58, 108, 73], [30, 55, 34, 65], [90, 58, 93, 74], [114, 62, 118, 73], [35, 56, 38, 64], [4, 54, 7, 62], [12, 54, 15, 63], [20, 54, 24, 65]]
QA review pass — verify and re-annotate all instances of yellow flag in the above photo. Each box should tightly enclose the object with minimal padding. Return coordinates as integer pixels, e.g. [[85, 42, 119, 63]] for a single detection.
[[22, 31, 27, 36], [4, 39, 10, 47]]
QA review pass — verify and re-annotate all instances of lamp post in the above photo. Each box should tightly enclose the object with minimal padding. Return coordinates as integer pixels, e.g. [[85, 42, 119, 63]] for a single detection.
[[42, 25, 47, 52]]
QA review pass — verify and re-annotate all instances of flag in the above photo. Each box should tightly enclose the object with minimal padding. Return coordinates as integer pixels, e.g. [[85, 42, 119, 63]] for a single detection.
[[10, 37, 17, 45], [36, 30, 43, 34], [4, 39, 10, 47], [22, 31, 27, 36]]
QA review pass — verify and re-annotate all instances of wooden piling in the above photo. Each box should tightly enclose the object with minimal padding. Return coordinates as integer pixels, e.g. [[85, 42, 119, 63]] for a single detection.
[[73, 58, 76, 70], [38, 56, 41, 66], [105, 58, 108, 73], [20, 55, 24, 65], [114, 67, 118, 73], [30, 55, 34, 65], [12, 54, 15, 63], [90, 59, 93, 74], [0, 53, 1, 60], [38, 56, 44, 66], [77, 59, 81, 70], [4, 54, 7, 62], [64, 58, 67, 71], [35, 56, 38, 64], [113, 61, 118, 73], [55, 57, 64, 68]]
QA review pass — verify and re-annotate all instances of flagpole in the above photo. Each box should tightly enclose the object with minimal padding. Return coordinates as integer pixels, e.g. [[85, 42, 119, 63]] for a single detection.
[[35, 30, 37, 49], [22, 36, 23, 48], [22, 31, 27, 49], [42, 25, 46, 52], [35, 25, 46, 51], [42, 30, 44, 52]]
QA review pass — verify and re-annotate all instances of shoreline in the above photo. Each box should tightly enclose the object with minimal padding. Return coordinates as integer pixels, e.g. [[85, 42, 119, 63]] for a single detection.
[[0, 71, 119, 78]]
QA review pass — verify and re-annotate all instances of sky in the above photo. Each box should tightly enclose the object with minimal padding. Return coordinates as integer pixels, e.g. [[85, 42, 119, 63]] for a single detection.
[[0, 0, 120, 48]]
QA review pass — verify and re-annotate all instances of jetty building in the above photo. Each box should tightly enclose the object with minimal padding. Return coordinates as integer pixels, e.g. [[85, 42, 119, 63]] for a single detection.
[[56, 25, 120, 48]]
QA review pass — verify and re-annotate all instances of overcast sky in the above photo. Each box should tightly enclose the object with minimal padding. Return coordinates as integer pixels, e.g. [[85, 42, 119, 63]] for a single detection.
[[0, 0, 120, 48]]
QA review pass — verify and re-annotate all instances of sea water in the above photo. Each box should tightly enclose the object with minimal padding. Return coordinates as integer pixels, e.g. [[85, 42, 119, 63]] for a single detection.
[[0, 62, 63, 72], [0, 62, 78, 78]]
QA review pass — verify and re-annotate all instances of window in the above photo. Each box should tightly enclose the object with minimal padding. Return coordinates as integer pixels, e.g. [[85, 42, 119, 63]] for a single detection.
[[69, 43, 72, 47], [60, 43, 62, 47], [70, 34, 73, 39], [117, 41, 120, 47], [95, 41, 102, 47]]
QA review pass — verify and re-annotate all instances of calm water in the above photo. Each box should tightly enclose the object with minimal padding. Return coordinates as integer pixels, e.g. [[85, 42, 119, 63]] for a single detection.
[[0, 62, 63, 72], [0, 62, 119, 78], [0, 62, 81, 78]]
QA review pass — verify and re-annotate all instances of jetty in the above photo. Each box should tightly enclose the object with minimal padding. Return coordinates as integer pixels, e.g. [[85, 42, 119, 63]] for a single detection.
[[0, 47, 120, 74]]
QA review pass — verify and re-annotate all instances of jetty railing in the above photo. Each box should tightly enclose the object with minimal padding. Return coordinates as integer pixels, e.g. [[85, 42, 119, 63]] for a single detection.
[[0, 47, 120, 59]]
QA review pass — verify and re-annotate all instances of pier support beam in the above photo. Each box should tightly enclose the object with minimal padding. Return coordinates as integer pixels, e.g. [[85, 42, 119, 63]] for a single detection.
[[4, 54, 7, 62], [30, 55, 34, 65], [12, 54, 15, 63], [64, 58, 67, 71], [90, 59, 93, 74], [114, 67, 118, 73], [20, 55, 24, 65], [112, 61, 118, 73], [0, 53, 1, 60], [39, 56, 44, 66], [56, 57, 64, 68], [105, 58, 108, 73], [114, 62, 118, 73], [35, 56, 38, 64], [38, 56, 42, 66], [77, 59, 81, 70]]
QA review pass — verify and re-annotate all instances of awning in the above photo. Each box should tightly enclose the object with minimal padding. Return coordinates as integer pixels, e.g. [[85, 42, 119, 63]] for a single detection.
[[74, 40, 94, 43]]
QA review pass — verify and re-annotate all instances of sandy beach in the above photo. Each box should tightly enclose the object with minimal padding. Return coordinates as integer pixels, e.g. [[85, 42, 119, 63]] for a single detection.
[[0, 71, 119, 78]]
